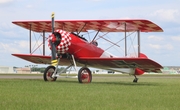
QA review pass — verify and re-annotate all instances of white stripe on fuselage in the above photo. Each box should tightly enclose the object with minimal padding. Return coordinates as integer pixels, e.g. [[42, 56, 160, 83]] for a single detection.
[[107, 68, 135, 74], [100, 51, 115, 58]]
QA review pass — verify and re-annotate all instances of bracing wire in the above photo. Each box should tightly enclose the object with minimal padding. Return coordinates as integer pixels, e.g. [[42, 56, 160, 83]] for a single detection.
[[32, 31, 42, 54], [127, 32, 137, 57]]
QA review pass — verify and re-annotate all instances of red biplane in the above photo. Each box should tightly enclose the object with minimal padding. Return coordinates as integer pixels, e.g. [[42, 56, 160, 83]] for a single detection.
[[12, 13, 163, 83]]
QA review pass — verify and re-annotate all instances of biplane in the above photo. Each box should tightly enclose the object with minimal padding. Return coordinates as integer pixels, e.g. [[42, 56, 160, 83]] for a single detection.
[[12, 13, 163, 83]]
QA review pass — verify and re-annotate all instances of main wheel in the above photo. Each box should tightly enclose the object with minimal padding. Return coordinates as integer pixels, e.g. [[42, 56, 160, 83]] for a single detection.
[[43, 66, 57, 81], [78, 67, 92, 83]]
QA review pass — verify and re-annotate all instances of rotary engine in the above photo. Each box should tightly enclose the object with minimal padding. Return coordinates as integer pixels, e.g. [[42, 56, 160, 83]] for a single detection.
[[48, 29, 72, 55]]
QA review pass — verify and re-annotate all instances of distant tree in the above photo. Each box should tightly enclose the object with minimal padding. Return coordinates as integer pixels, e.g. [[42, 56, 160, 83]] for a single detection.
[[22, 66, 67, 73]]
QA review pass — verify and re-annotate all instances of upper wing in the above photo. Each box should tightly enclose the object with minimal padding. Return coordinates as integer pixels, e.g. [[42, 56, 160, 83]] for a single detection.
[[12, 19, 163, 32], [77, 57, 163, 73]]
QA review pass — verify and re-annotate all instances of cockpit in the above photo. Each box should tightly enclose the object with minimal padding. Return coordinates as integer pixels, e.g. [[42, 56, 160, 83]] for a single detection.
[[71, 32, 87, 41], [71, 32, 98, 46]]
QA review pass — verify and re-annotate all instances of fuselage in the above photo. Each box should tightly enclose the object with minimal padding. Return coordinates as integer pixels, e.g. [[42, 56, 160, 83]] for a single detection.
[[49, 29, 113, 59], [48, 29, 145, 75]]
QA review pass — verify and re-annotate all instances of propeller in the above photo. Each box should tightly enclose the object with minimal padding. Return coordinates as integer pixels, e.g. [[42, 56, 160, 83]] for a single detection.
[[50, 12, 61, 66]]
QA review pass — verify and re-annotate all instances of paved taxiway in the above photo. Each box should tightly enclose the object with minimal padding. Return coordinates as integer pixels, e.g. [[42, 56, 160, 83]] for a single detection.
[[0, 74, 42, 79]]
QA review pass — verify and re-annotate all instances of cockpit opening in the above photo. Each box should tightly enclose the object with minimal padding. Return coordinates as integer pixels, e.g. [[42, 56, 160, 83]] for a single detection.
[[71, 32, 88, 42]]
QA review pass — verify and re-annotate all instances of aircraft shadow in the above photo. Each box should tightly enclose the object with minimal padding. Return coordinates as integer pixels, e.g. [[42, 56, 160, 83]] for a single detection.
[[92, 81, 160, 86], [55, 79, 160, 86], [26, 78, 160, 86]]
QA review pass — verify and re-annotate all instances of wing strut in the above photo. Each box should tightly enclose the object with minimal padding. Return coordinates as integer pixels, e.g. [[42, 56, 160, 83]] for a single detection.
[[137, 30, 140, 57], [29, 24, 32, 54], [43, 30, 45, 55], [77, 22, 87, 35], [124, 23, 127, 57], [28, 22, 46, 55], [91, 30, 100, 42]]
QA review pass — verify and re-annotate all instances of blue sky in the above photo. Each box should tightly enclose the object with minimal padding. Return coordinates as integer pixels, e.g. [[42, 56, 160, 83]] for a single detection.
[[0, 0, 180, 67]]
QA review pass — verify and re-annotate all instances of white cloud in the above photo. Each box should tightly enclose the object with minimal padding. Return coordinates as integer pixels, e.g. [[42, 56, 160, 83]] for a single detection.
[[171, 36, 180, 41], [164, 44, 173, 50], [87, 0, 102, 1], [0, 22, 27, 39], [26, 4, 33, 8], [149, 44, 161, 49], [0, 0, 13, 4], [16, 41, 29, 49], [149, 43, 173, 50], [151, 9, 180, 23], [0, 42, 20, 53], [148, 35, 163, 41], [0, 40, 46, 54], [0, 30, 17, 38]]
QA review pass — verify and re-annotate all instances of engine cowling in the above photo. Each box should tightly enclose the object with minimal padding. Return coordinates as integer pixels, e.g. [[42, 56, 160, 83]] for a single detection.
[[134, 68, 144, 75], [48, 29, 72, 54]]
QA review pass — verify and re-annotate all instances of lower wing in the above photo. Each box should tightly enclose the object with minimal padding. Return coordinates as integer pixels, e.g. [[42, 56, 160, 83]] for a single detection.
[[12, 54, 71, 66], [77, 57, 163, 73], [12, 54, 163, 73]]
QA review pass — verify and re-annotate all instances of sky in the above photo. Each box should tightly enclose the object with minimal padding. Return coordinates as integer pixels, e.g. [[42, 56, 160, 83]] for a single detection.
[[0, 0, 180, 67]]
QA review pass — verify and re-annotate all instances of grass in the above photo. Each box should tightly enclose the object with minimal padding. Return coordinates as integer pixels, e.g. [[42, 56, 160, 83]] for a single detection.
[[0, 74, 180, 110]]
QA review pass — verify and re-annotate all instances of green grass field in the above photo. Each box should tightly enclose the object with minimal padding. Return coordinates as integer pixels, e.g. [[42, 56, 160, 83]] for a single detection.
[[0, 74, 180, 110]]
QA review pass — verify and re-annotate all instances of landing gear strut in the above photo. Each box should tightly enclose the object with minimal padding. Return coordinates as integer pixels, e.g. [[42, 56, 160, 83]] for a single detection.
[[133, 75, 138, 83]]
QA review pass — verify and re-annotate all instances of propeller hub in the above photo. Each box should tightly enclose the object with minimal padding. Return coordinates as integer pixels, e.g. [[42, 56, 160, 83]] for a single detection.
[[50, 32, 61, 46]]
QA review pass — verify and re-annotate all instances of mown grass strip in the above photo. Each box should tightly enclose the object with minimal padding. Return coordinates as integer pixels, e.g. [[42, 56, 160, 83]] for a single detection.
[[0, 75, 180, 110]]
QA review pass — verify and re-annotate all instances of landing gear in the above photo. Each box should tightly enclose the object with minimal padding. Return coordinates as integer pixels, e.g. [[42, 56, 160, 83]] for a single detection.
[[43, 66, 57, 81], [133, 75, 138, 83], [78, 67, 92, 83]]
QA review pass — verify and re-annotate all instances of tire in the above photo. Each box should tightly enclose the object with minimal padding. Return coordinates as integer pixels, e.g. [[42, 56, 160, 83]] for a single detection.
[[78, 67, 92, 83], [43, 66, 57, 81]]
